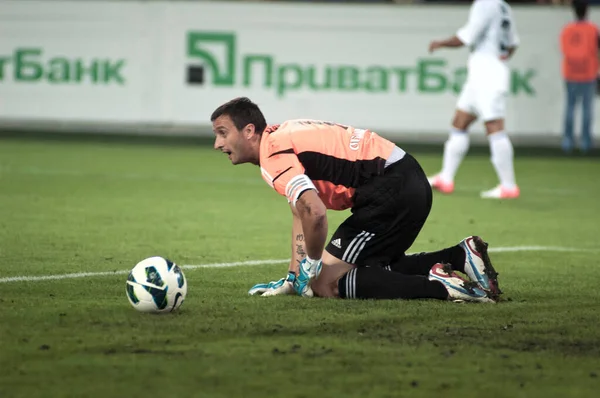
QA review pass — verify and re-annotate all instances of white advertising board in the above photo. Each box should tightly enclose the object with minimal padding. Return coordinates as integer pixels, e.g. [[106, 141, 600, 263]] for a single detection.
[[0, 1, 596, 140]]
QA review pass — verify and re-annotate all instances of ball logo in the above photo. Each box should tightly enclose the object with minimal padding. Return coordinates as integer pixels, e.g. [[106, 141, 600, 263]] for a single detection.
[[145, 266, 164, 288]]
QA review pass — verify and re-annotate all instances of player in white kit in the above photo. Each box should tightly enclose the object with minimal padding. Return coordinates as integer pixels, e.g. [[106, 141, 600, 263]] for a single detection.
[[427, 0, 520, 199]]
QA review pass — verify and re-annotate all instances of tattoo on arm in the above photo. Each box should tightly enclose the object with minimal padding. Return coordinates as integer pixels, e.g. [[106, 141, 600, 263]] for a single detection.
[[296, 244, 306, 259], [295, 234, 306, 265]]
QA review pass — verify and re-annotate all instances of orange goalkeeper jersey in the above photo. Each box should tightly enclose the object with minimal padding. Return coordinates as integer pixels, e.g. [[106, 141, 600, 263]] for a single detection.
[[259, 119, 399, 210]]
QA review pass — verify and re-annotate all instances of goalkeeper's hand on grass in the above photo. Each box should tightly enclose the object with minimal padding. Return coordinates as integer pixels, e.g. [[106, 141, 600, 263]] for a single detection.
[[248, 272, 296, 297]]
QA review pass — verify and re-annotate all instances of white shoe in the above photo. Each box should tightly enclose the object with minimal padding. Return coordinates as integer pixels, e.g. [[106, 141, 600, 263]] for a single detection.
[[480, 185, 520, 199], [427, 174, 455, 194], [429, 263, 495, 303], [459, 236, 501, 300]]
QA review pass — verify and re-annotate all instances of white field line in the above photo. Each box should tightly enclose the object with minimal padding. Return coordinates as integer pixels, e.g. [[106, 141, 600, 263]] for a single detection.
[[0, 259, 289, 283], [0, 166, 264, 186], [1, 246, 597, 284], [0, 167, 582, 195], [455, 185, 579, 196], [489, 246, 590, 253]]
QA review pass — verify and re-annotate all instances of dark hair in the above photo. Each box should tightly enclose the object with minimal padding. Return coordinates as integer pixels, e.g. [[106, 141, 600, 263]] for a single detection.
[[573, 0, 588, 20], [210, 97, 267, 135]]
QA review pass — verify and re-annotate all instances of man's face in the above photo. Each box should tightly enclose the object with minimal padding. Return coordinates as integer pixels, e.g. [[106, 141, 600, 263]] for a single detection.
[[212, 115, 253, 165]]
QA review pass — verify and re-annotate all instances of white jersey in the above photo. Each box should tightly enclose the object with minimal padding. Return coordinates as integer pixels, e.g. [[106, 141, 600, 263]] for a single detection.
[[456, 0, 519, 87], [454, 0, 519, 119]]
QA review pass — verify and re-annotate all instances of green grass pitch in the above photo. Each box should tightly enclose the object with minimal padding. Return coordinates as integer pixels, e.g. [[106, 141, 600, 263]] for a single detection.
[[0, 134, 599, 398]]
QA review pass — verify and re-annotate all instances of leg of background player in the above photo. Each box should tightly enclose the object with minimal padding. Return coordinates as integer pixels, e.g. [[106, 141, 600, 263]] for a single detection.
[[481, 118, 520, 199], [429, 110, 476, 194], [562, 81, 577, 154], [580, 80, 594, 153]]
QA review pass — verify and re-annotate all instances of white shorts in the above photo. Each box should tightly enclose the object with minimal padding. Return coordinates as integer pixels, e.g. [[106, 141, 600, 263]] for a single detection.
[[456, 79, 507, 122]]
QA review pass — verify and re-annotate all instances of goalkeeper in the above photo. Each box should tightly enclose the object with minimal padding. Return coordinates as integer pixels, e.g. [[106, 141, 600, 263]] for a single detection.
[[211, 97, 501, 303]]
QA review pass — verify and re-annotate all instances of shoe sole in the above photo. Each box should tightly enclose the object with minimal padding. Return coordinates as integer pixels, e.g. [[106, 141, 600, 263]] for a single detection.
[[432, 264, 495, 303], [473, 236, 502, 301]]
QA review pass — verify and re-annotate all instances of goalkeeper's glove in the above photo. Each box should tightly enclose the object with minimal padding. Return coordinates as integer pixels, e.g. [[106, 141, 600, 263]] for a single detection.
[[293, 257, 322, 297], [248, 272, 296, 297]]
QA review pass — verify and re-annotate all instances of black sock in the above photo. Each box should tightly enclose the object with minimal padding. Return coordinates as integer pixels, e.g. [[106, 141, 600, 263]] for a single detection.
[[338, 267, 448, 300], [389, 245, 466, 275]]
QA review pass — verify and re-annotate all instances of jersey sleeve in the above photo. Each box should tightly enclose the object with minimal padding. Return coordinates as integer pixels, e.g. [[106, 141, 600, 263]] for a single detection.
[[506, 9, 520, 47], [260, 151, 317, 206], [456, 1, 493, 47]]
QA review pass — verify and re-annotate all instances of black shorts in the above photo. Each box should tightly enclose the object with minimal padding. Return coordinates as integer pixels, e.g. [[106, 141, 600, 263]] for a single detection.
[[325, 153, 432, 268]]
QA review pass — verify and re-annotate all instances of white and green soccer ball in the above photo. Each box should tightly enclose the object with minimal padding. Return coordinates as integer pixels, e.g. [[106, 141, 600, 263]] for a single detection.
[[126, 256, 187, 313]]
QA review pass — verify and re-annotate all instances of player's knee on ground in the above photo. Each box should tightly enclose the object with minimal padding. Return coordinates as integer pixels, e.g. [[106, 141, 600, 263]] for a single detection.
[[312, 252, 355, 298]]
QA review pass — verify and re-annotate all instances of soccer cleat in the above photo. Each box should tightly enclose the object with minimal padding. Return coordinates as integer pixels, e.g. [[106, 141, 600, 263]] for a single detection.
[[428, 174, 455, 194], [429, 263, 495, 303], [480, 185, 520, 199], [459, 236, 501, 299]]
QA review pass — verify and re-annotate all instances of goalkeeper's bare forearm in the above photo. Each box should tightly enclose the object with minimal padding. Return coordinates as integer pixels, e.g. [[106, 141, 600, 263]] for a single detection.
[[289, 191, 328, 274], [290, 207, 306, 275]]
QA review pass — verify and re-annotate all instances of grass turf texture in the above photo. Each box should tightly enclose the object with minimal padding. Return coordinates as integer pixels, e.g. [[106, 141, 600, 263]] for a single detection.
[[1, 134, 599, 398]]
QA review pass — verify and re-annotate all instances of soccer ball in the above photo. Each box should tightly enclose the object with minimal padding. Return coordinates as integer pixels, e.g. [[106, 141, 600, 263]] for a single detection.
[[126, 256, 187, 314]]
